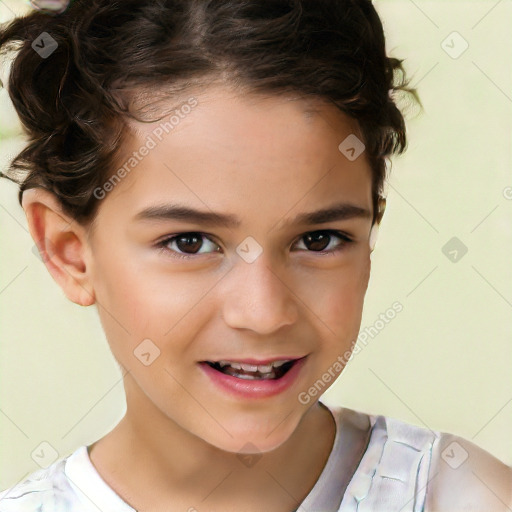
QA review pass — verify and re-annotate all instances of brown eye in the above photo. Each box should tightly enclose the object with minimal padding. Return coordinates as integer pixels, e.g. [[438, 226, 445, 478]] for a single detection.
[[295, 230, 353, 254], [304, 232, 331, 251], [175, 233, 204, 254], [156, 229, 353, 261], [157, 232, 221, 259]]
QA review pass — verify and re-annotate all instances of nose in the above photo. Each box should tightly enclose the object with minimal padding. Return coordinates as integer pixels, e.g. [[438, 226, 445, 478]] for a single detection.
[[221, 254, 299, 335]]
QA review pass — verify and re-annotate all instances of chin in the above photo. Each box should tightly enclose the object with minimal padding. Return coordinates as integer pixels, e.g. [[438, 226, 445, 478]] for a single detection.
[[200, 416, 300, 455], [212, 432, 292, 455]]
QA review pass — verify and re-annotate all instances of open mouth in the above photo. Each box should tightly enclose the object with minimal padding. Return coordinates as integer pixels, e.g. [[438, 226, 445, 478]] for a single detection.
[[203, 359, 300, 380]]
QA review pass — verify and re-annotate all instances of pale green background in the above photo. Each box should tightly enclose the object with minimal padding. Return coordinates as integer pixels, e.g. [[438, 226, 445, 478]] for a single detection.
[[1, 0, 511, 489]]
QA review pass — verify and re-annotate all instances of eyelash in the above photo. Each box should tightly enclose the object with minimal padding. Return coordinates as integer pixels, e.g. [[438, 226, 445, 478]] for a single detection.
[[155, 230, 354, 260]]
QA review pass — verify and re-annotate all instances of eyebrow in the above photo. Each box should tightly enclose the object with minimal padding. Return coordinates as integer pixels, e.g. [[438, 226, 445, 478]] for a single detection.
[[133, 201, 371, 229]]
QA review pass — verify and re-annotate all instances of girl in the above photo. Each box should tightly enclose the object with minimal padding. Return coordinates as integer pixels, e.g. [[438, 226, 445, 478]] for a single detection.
[[0, 0, 510, 510]]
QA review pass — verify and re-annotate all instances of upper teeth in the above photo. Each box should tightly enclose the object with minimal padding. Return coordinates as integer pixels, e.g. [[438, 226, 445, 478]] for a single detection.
[[216, 360, 290, 373]]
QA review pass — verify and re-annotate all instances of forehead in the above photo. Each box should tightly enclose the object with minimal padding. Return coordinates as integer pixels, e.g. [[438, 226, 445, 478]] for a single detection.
[[96, 85, 372, 227], [126, 84, 363, 149]]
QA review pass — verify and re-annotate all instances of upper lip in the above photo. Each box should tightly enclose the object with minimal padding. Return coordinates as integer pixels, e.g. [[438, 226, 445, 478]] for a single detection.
[[201, 355, 307, 365]]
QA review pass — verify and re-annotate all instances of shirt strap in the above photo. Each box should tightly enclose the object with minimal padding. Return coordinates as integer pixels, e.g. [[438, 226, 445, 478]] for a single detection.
[[339, 415, 439, 512]]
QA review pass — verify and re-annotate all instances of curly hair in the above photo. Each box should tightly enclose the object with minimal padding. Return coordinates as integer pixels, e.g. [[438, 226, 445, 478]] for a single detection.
[[0, 0, 419, 226]]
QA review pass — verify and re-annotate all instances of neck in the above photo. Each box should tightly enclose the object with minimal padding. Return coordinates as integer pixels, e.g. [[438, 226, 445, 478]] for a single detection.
[[88, 373, 337, 511]]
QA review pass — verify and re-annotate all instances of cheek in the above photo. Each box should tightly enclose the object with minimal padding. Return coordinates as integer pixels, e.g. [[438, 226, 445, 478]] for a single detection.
[[89, 245, 169, 364], [322, 288, 364, 337], [91, 238, 177, 327], [92, 256, 215, 365], [97, 264, 151, 325], [314, 261, 370, 339]]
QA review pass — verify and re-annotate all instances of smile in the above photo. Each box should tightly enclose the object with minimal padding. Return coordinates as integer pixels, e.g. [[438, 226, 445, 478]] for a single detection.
[[198, 356, 308, 399], [204, 359, 297, 380]]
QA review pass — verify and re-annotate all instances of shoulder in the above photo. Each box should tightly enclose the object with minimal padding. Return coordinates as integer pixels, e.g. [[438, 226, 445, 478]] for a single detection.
[[0, 466, 58, 512], [326, 404, 512, 512], [425, 430, 512, 511], [0, 450, 80, 512], [366, 412, 512, 511]]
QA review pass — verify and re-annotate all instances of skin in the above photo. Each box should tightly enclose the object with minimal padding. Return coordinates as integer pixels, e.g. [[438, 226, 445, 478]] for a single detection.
[[22, 85, 377, 511], [425, 433, 512, 512]]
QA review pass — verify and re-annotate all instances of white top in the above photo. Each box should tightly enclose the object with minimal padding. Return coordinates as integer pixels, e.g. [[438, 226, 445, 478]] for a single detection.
[[0, 402, 510, 511]]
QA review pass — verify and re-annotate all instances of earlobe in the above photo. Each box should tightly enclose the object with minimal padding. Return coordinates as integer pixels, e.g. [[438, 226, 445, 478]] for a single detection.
[[22, 188, 95, 307]]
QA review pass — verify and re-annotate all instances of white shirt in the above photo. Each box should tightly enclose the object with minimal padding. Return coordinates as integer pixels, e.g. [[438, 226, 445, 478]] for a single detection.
[[1, 403, 511, 511]]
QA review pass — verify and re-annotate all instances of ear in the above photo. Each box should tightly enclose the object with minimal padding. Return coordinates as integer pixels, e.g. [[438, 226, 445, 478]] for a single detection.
[[374, 196, 386, 226], [369, 196, 386, 252], [22, 187, 95, 306]]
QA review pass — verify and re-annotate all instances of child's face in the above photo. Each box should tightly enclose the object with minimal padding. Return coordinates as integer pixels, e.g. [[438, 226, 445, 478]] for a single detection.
[[86, 85, 373, 453]]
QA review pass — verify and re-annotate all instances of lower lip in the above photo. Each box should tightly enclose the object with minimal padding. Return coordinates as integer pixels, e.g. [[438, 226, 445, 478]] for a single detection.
[[199, 357, 307, 399]]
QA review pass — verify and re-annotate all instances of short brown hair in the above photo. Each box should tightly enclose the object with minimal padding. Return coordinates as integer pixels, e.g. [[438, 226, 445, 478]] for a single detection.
[[0, 0, 419, 226]]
